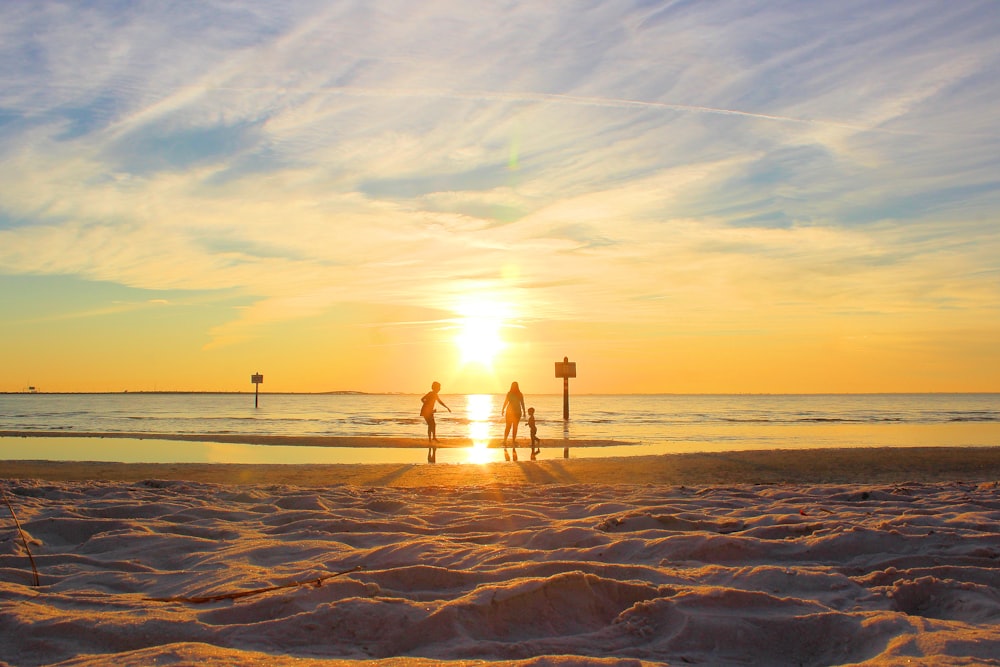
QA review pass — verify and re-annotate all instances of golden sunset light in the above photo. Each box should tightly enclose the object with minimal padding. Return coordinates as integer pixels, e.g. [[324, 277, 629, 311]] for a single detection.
[[2, 8, 1000, 665], [454, 308, 507, 370], [456, 319, 504, 369], [464, 393, 495, 464], [0, 2, 997, 395]]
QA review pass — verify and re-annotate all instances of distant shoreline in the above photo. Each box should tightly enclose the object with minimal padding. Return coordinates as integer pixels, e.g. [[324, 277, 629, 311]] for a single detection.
[[2, 391, 998, 396], [1, 390, 378, 396]]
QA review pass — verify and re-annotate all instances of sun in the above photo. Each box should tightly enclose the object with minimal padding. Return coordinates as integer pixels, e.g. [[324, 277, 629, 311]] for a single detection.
[[452, 296, 512, 369], [455, 315, 505, 368]]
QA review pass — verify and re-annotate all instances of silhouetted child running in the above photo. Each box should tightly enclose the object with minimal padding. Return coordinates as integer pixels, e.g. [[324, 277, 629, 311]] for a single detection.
[[420, 381, 451, 463], [527, 407, 541, 460]]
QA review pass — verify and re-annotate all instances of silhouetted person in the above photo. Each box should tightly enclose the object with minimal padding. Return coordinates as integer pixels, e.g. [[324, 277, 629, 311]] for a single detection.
[[527, 407, 540, 459], [420, 381, 450, 462], [501, 381, 526, 460]]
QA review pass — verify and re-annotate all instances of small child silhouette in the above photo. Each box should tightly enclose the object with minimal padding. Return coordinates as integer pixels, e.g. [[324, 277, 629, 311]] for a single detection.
[[527, 407, 541, 460]]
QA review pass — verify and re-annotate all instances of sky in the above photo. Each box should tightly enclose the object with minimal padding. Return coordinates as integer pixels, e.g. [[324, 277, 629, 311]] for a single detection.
[[1, 1, 999, 395]]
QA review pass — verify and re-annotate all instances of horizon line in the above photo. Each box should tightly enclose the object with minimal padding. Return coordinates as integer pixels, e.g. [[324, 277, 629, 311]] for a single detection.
[[3, 390, 998, 397]]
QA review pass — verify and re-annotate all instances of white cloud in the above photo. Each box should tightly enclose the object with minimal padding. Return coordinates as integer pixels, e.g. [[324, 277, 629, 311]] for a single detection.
[[1, 0, 999, 350]]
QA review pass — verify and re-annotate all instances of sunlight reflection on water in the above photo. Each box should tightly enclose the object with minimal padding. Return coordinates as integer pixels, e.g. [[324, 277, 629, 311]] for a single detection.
[[465, 394, 495, 464]]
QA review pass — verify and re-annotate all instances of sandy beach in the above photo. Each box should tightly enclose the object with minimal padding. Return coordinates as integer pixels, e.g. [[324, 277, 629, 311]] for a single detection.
[[3, 447, 1000, 666], [5, 0, 1000, 664]]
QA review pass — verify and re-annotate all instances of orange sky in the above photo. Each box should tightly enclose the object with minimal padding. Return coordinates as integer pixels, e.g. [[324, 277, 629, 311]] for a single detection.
[[2, 2, 999, 394]]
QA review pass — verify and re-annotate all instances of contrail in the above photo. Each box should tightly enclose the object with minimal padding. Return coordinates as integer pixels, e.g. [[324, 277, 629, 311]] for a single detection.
[[8, 80, 981, 138], [300, 85, 942, 137]]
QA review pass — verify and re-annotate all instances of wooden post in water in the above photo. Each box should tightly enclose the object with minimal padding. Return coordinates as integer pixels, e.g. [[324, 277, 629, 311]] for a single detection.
[[251, 373, 263, 408], [554, 356, 577, 421]]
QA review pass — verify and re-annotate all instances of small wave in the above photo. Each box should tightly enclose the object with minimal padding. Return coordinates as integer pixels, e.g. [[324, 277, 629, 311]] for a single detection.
[[799, 418, 861, 423], [7, 425, 76, 431], [15, 411, 92, 419]]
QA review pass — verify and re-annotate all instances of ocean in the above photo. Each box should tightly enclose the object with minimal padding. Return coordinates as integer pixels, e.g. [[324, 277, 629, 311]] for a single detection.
[[1, 392, 997, 465]]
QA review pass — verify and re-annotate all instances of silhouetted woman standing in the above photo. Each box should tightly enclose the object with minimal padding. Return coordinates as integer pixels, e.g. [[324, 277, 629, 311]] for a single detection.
[[501, 381, 526, 460]]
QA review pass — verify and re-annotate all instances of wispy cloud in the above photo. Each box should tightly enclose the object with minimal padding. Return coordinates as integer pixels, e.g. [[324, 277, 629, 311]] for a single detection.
[[1, 0, 998, 360]]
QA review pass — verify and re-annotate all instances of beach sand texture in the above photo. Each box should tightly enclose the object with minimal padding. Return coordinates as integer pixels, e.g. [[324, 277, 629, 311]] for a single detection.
[[3, 447, 1000, 666]]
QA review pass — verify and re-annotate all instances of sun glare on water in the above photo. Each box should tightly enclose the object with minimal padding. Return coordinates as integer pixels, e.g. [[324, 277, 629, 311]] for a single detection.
[[465, 393, 495, 464]]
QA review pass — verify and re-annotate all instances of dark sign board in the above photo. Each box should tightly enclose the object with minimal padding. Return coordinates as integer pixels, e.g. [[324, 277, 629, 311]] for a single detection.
[[554, 361, 577, 378], [251, 374, 264, 384]]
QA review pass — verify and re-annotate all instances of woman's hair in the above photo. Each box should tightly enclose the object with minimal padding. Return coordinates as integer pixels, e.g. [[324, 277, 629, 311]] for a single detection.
[[510, 381, 520, 392]]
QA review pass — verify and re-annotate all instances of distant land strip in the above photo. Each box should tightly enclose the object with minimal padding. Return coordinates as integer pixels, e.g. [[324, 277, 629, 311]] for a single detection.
[[0, 390, 377, 395]]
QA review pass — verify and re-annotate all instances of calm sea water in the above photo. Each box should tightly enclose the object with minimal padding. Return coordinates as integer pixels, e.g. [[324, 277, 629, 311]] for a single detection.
[[1, 393, 998, 465]]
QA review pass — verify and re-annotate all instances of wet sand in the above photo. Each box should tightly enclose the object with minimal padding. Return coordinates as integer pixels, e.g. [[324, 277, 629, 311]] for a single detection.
[[5, 445, 1000, 487]]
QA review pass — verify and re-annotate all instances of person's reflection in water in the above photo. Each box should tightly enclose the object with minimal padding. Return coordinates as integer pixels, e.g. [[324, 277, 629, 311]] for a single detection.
[[563, 419, 570, 458]]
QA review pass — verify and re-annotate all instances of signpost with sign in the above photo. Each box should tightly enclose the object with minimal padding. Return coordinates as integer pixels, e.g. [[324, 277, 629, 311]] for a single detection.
[[554, 356, 577, 421], [251, 373, 263, 408]]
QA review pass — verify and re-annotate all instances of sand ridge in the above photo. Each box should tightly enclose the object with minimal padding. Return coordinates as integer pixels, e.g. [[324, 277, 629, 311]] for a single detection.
[[4, 447, 1000, 665], [3, 474, 1000, 665]]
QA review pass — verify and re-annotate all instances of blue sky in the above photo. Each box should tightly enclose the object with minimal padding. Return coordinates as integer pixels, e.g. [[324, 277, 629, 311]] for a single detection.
[[1, 1, 999, 393]]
